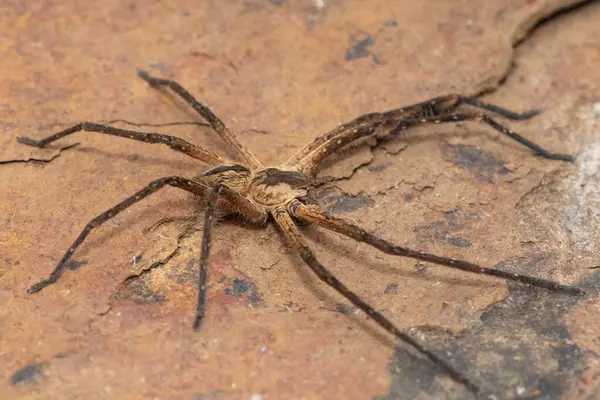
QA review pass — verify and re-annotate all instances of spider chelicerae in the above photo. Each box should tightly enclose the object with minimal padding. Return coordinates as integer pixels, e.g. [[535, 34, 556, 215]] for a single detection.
[[19, 70, 585, 395]]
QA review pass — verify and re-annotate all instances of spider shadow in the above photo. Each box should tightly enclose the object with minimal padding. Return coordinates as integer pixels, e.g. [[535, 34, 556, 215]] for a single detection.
[[381, 120, 539, 157], [71, 145, 209, 172], [300, 223, 499, 289], [280, 241, 396, 348], [145, 87, 245, 162], [69, 191, 269, 272], [60, 195, 202, 271], [280, 223, 505, 349]]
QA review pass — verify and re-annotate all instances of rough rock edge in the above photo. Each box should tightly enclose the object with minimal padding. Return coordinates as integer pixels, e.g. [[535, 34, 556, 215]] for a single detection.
[[474, 0, 592, 94]]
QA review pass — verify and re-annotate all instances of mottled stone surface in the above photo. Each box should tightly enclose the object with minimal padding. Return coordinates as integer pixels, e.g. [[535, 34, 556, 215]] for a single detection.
[[1, 1, 598, 399]]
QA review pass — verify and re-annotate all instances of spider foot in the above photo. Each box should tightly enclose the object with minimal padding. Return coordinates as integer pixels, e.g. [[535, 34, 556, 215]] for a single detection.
[[27, 279, 54, 294], [17, 136, 45, 148], [137, 69, 159, 87], [538, 151, 576, 162], [192, 315, 204, 331]]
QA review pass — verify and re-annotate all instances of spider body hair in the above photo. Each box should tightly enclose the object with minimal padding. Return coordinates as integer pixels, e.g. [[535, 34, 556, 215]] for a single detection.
[[201, 163, 310, 211]]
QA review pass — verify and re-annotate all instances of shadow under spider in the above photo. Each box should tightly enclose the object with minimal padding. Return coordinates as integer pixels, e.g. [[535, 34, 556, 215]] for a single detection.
[[18, 70, 584, 397], [301, 224, 498, 289]]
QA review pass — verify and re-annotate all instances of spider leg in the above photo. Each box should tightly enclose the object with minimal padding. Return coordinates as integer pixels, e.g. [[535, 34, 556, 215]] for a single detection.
[[375, 94, 541, 122], [288, 200, 584, 295], [288, 94, 540, 168], [193, 184, 267, 331], [459, 96, 540, 120], [27, 177, 266, 294], [17, 122, 227, 166], [294, 123, 379, 176], [272, 207, 482, 394], [389, 112, 574, 161], [137, 70, 261, 169], [293, 110, 573, 176], [194, 185, 220, 330], [192, 186, 223, 331]]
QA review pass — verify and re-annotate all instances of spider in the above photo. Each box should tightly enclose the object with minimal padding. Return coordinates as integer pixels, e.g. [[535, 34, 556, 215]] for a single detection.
[[19, 70, 585, 396]]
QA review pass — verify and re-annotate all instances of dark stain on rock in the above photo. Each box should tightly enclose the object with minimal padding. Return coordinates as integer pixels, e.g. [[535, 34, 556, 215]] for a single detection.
[[131, 281, 167, 304], [384, 283, 401, 294], [414, 263, 428, 275], [368, 161, 392, 173], [346, 32, 375, 61], [224, 277, 261, 306], [346, 20, 397, 64], [374, 270, 599, 400], [307, 186, 335, 203], [116, 275, 167, 305], [327, 193, 374, 214], [445, 235, 471, 248], [167, 259, 200, 285], [442, 143, 510, 182], [311, 186, 375, 214], [414, 209, 477, 248], [11, 363, 43, 386], [443, 210, 460, 224]]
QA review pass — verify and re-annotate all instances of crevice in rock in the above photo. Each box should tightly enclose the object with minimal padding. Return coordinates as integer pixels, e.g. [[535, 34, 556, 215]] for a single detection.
[[100, 220, 200, 315], [477, 0, 596, 95], [0, 143, 79, 165]]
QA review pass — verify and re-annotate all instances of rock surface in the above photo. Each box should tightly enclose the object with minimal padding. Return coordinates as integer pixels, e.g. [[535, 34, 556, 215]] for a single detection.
[[1, 1, 598, 399]]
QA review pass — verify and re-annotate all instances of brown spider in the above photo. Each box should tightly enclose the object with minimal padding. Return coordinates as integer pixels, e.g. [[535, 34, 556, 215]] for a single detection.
[[19, 70, 584, 396]]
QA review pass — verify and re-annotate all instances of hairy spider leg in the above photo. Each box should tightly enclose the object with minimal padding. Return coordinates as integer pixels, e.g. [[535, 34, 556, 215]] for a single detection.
[[288, 94, 542, 167], [380, 94, 542, 121], [273, 208, 483, 394], [194, 184, 268, 330], [27, 177, 264, 294], [294, 111, 573, 176], [289, 96, 572, 176], [138, 70, 262, 169], [288, 200, 584, 295], [17, 122, 227, 166]]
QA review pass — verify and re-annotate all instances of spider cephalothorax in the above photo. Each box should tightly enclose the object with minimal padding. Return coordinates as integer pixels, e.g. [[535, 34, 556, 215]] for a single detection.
[[246, 167, 310, 207], [19, 70, 584, 396], [200, 164, 312, 220]]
